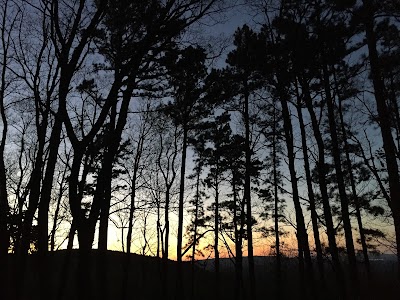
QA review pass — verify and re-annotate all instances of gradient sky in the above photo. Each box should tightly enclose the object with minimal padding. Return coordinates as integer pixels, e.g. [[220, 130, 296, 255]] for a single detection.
[[61, 2, 394, 260]]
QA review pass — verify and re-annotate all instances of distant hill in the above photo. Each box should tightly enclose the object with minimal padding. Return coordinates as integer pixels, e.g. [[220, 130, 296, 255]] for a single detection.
[[196, 253, 399, 272]]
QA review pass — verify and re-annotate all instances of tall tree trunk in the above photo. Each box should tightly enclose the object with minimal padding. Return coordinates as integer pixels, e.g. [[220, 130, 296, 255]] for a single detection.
[[278, 75, 314, 293], [240, 187, 246, 298], [162, 184, 172, 299], [322, 62, 359, 294], [97, 88, 132, 300], [271, 104, 282, 298], [68, 78, 131, 255], [192, 169, 201, 264], [0, 91, 9, 300], [0, 3, 11, 298], [158, 126, 179, 299], [68, 146, 95, 300], [39, 5, 104, 290], [77, 221, 93, 300], [299, 75, 346, 298], [96, 159, 113, 300], [51, 179, 64, 252], [295, 86, 325, 281], [68, 147, 91, 300], [126, 160, 139, 252], [164, 188, 171, 261], [16, 87, 59, 300], [243, 80, 256, 299], [122, 132, 143, 300], [56, 218, 76, 300], [0, 35, 9, 300], [24, 108, 48, 253], [97, 166, 112, 252], [232, 171, 244, 300], [214, 171, 220, 300], [176, 126, 188, 300], [50, 168, 66, 299], [157, 200, 161, 258], [278, 81, 314, 298], [363, 0, 400, 277], [191, 160, 203, 298], [98, 100, 118, 252], [18, 109, 63, 300], [67, 219, 77, 251], [20, 130, 46, 254], [334, 71, 370, 276], [38, 0, 105, 256]]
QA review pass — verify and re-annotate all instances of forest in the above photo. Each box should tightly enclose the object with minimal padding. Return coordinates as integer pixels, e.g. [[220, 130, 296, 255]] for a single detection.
[[0, 0, 400, 299]]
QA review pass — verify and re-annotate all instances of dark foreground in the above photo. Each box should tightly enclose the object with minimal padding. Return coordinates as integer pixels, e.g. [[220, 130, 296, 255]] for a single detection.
[[2, 250, 400, 300]]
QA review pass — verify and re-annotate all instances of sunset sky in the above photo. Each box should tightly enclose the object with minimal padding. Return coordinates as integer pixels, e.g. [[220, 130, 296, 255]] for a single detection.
[[23, 0, 395, 261]]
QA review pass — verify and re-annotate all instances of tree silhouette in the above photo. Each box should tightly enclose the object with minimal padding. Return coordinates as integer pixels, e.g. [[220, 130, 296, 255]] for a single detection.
[[161, 45, 211, 299], [0, 1, 399, 299], [225, 25, 264, 299]]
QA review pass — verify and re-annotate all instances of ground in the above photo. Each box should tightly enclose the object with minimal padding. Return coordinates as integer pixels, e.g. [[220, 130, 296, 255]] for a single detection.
[[3, 250, 400, 299]]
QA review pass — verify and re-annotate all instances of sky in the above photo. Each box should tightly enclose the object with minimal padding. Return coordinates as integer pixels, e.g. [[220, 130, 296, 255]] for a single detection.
[[56, 1, 395, 261]]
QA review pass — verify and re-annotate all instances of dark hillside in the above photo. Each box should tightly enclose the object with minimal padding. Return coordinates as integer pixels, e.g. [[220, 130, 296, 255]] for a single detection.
[[6, 250, 235, 300], [198, 255, 400, 300], [4, 251, 400, 300]]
